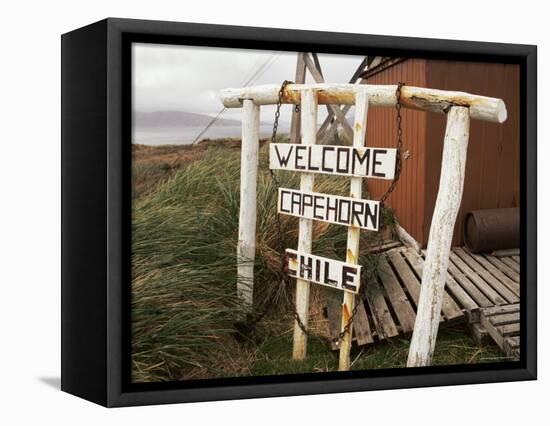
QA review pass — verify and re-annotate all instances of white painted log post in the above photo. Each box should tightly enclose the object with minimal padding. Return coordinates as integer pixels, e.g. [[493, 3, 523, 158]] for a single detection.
[[339, 89, 369, 371], [407, 106, 470, 367], [292, 89, 317, 359], [236, 99, 260, 308]]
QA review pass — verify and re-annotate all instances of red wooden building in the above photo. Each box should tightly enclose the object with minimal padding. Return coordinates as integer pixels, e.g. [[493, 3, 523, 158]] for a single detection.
[[364, 58, 520, 247]]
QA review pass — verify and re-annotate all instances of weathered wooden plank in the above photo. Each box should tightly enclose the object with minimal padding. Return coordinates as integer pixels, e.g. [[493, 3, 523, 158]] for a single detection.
[[480, 314, 505, 347], [497, 322, 520, 336], [489, 311, 520, 326], [221, 84, 508, 124], [512, 255, 520, 263], [484, 254, 520, 283], [479, 303, 520, 358], [327, 298, 375, 349], [449, 252, 508, 305], [367, 281, 399, 339], [404, 248, 464, 320], [453, 247, 518, 303], [388, 250, 421, 305], [378, 256, 416, 333], [482, 303, 520, 317], [445, 258, 493, 308], [501, 257, 520, 274], [462, 248, 520, 296], [352, 300, 374, 346], [292, 89, 316, 360], [269, 143, 397, 180], [388, 250, 448, 323], [418, 247, 478, 312]]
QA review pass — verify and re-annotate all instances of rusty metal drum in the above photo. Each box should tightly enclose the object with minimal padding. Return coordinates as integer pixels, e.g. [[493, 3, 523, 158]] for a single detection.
[[463, 208, 520, 253]]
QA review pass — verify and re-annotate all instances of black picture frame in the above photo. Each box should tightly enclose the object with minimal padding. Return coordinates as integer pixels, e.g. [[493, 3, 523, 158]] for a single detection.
[[61, 17, 537, 407]]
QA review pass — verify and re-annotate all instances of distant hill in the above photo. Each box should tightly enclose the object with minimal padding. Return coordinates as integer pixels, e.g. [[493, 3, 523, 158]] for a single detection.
[[134, 111, 242, 127]]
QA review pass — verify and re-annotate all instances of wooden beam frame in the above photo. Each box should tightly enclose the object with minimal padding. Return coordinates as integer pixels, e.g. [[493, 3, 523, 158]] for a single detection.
[[220, 83, 507, 123], [227, 84, 506, 370]]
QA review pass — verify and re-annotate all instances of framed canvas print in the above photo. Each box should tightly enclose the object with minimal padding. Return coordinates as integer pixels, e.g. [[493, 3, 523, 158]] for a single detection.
[[61, 18, 537, 407]]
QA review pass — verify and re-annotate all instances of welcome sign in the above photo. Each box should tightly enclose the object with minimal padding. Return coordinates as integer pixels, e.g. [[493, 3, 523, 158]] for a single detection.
[[269, 143, 397, 180]]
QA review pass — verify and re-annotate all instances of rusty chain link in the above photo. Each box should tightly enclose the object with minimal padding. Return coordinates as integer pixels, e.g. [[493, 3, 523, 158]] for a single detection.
[[268, 80, 406, 344], [379, 81, 405, 206]]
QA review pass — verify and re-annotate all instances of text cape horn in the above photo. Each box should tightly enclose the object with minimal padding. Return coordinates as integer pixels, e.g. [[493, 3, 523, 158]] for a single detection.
[[278, 188, 381, 231]]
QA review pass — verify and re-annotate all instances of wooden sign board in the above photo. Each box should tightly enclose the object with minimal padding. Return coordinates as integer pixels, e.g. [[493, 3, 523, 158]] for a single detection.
[[269, 143, 397, 180], [286, 249, 361, 293], [278, 188, 381, 231]]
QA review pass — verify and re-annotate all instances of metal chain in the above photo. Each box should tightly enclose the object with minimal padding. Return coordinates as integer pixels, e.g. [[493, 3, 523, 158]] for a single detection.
[[269, 80, 406, 345], [379, 82, 405, 206]]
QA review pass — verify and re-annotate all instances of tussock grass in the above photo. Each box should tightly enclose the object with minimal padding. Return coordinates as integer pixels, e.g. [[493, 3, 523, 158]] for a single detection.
[[132, 143, 383, 382], [249, 326, 506, 376], [132, 141, 503, 382]]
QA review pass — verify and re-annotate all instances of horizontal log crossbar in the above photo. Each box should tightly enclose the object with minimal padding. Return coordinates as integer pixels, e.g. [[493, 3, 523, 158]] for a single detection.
[[220, 84, 507, 123]]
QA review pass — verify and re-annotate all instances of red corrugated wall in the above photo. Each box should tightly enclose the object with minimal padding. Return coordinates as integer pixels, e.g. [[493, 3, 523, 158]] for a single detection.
[[365, 59, 520, 247], [366, 59, 429, 244], [425, 60, 520, 247]]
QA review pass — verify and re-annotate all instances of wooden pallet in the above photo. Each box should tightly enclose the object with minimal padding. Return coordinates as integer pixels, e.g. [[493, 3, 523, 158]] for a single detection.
[[479, 304, 520, 360], [326, 245, 521, 351]]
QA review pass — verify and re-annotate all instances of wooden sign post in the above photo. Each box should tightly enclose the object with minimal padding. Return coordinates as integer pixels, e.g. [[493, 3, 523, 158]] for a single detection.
[[275, 87, 382, 368], [339, 89, 369, 371], [292, 89, 317, 359], [221, 83, 506, 370]]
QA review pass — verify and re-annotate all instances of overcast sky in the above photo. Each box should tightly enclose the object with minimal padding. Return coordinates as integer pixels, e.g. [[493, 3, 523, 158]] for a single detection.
[[132, 43, 366, 123]]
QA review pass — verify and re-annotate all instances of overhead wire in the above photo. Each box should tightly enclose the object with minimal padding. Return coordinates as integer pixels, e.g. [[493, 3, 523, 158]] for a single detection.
[[191, 53, 280, 144]]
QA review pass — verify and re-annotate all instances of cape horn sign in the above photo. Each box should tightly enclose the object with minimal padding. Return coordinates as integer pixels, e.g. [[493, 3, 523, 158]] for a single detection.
[[269, 143, 397, 179], [278, 188, 381, 231]]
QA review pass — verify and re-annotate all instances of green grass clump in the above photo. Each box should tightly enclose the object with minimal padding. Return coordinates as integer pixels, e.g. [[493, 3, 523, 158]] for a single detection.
[[132, 142, 505, 382], [132, 143, 383, 382], [249, 326, 506, 377]]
